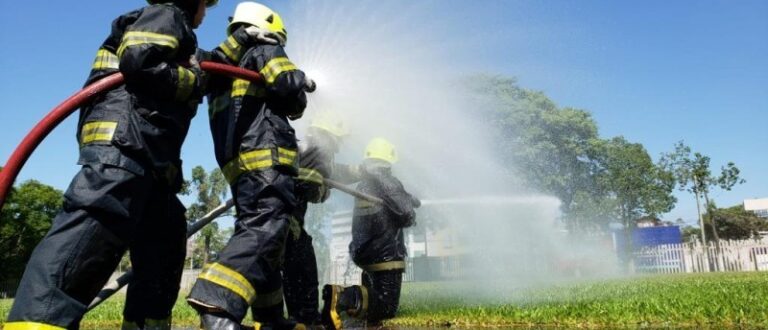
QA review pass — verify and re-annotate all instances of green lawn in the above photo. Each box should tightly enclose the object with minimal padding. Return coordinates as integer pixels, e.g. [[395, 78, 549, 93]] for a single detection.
[[2, 272, 768, 328]]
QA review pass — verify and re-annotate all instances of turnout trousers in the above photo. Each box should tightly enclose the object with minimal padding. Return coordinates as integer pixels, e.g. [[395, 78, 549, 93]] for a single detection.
[[188, 168, 295, 322], [360, 269, 404, 323], [6, 156, 187, 330], [281, 201, 320, 324]]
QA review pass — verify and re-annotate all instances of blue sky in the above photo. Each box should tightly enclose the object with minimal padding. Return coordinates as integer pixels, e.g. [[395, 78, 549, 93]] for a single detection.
[[0, 1, 765, 226]]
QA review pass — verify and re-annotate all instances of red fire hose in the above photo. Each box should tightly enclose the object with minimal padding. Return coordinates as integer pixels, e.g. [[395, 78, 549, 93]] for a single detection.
[[0, 62, 262, 210]]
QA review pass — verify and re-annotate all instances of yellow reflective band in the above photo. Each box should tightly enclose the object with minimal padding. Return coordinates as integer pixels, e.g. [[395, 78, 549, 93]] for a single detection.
[[222, 149, 273, 183], [298, 168, 324, 185], [360, 285, 369, 317], [221, 148, 298, 183], [277, 147, 297, 166], [251, 287, 284, 308], [355, 199, 376, 209], [92, 49, 119, 70], [253, 322, 263, 330], [231, 79, 265, 98], [117, 31, 179, 57], [259, 57, 297, 85], [81, 121, 117, 145], [219, 35, 244, 62], [362, 260, 406, 272], [3, 322, 67, 330], [198, 263, 256, 304], [176, 66, 196, 101], [241, 149, 274, 170], [328, 286, 342, 330]]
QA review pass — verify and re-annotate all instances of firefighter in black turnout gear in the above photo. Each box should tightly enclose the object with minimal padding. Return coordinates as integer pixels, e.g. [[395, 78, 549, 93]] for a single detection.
[[275, 112, 361, 326], [321, 138, 420, 329], [186, 2, 316, 329], [5, 1, 216, 329]]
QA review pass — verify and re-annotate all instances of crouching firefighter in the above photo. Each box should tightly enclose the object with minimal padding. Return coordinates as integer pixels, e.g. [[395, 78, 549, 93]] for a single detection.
[[321, 138, 421, 329], [4, 1, 216, 329], [274, 111, 361, 327], [185, 2, 316, 330]]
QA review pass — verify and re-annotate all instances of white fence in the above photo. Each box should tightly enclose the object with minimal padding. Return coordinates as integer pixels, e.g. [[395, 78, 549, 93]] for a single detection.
[[633, 239, 768, 274]]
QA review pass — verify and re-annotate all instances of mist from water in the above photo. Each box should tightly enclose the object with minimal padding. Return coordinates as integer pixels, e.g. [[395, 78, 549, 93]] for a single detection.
[[282, 0, 620, 300]]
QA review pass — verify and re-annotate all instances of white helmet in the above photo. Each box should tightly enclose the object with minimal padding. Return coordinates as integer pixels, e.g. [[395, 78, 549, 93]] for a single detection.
[[228, 2, 287, 44]]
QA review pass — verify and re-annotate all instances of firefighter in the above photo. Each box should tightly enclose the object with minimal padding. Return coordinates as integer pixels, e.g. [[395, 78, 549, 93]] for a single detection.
[[186, 2, 316, 329], [320, 138, 420, 329], [274, 111, 361, 326], [4, 1, 216, 329]]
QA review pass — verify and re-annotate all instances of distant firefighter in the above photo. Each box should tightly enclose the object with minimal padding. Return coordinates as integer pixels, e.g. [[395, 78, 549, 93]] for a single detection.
[[276, 111, 361, 327], [321, 138, 421, 329]]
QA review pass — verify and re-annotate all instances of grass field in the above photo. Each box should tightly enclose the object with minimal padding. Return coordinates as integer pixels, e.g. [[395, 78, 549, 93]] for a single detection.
[[2, 272, 767, 328]]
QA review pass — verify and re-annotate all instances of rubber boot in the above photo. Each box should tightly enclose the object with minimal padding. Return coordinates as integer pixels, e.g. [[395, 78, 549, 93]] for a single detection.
[[321, 285, 364, 330], [200, 311, 243, 330], [251, 303, 300, 330], [189, 298, 244, 330]]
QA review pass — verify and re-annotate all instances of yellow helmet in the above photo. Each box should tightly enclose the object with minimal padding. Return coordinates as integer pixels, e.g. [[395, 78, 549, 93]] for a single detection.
[[227, 2, 287, 43], [364, 138, 398, 164], [310, 111, 349, 137]]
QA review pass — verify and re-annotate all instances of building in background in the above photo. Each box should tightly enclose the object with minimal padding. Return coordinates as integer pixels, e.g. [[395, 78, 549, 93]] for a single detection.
[[744, 198, 768, 218]]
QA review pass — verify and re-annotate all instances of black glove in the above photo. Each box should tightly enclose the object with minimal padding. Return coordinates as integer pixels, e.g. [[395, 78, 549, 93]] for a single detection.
[[189, 55, 208, 101]]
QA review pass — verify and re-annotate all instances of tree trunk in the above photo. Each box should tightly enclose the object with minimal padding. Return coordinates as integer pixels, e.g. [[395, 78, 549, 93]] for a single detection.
[[703, 190, 720, 242], [203, 235, 211, 266]]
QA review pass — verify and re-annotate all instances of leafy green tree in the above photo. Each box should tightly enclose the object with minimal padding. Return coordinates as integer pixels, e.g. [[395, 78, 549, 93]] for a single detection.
[[184, 166, 230, 268], [471, 75, 602, 233], [661, 141, 745, 242], [593, 137, 676, 229], [704, 205, 767, 240], [681, 225, 703, 243], [0, 180, 63, 281]]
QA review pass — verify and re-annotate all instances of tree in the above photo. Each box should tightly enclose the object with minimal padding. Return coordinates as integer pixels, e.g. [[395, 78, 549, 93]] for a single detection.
[[660, 141, 745, 242], [593, 137, 676, 229], [471, 75, 603, 233], [0, 180, 63, 281], [704, 205, 768, 240], [184, 166, 231, 268]]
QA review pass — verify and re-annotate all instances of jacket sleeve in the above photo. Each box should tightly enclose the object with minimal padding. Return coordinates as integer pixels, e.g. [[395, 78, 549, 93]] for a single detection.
[[248, 45, 308, 117], [117, 5, 198, 102], [211, 26, 254, 65], [377, 175, 417, 228]]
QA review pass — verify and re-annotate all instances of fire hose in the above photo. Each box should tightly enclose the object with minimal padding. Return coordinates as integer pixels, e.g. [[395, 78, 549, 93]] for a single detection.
[[0, 62, 261, 211], [0, 59, 385, 308]]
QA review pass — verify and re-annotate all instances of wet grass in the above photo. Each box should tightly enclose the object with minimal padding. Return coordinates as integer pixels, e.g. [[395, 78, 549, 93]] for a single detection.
[[1, 272, 767, 328], [393, 272, 768, 328]]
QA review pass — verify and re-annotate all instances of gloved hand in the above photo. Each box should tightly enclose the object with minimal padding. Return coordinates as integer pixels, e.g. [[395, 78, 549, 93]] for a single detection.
[[244, 26, 284, 46], [188, 55, 208, 102], [303, 77, 317, 93], [189, 55, 208, 94]]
